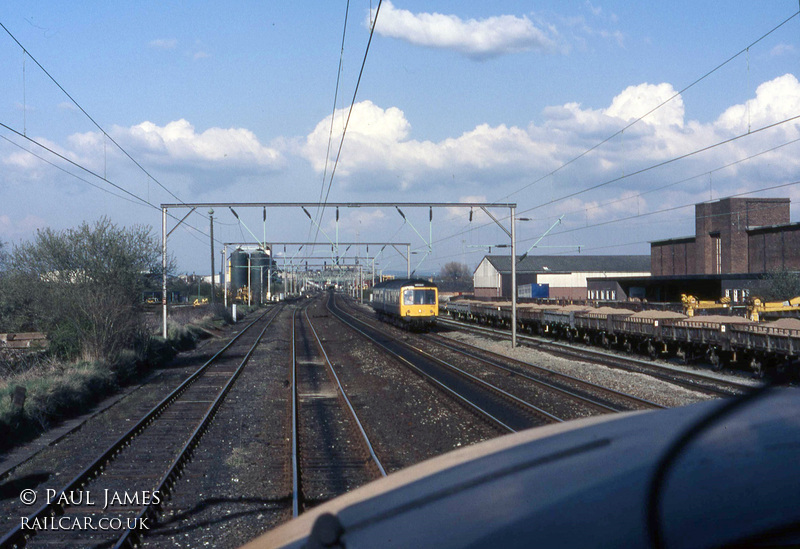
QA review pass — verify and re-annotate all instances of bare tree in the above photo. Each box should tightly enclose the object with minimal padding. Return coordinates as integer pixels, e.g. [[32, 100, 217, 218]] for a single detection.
[[9, 218, 163, 361], [437, 261, 473, 292]]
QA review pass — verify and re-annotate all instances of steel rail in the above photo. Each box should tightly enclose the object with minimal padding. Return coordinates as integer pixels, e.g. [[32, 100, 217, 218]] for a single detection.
[[427, 335, 664, 412], [291, 309, 300, 518], [327, 295, 557, 430], [0, 306, 278, 549], [339, 296, 652, 413], [437, 316, 757, 397], [331, 308, 516, 433], [387, 334, 565, 423], [303, 307, 387, 477], [115, 306, 280, 548]]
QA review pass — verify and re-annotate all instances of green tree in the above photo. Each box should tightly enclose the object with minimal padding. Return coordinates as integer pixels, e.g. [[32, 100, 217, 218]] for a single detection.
[[8, 218, 163, 361]]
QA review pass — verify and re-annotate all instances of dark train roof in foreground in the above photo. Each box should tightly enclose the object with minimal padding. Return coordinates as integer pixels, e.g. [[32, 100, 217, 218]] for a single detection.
[[242, 388, 799, 549]]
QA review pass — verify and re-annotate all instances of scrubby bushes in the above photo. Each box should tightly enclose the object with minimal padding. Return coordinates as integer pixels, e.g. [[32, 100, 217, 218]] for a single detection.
[[0, 305, 241, 451], [4, 218, 162, 362], [0, 222, 262, 451]]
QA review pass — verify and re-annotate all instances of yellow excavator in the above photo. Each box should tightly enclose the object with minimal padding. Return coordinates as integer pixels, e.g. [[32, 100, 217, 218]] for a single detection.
[[747, 296, 800, 322], [681, 294, 731, 317], [235, 286, 251, 304]]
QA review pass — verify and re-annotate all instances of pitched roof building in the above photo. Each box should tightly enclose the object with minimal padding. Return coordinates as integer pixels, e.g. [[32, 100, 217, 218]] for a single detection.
[[473, 255, 651, 300]]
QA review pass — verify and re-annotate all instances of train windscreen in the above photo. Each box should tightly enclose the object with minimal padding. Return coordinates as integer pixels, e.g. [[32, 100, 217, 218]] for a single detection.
[[403, 288, 436, 305]]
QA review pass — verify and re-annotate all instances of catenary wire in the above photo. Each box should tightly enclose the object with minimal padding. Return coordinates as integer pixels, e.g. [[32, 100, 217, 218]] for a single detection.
[[430, 7, 800, 242], [313, 0, 383, 245], [0, 133, 145, 208], [310, 0, 351, 244], [0, 21, 189, 208], [493, 9, 800, 204], [0, 121, 213, 245], [543, 137, 800, 225], [428, 112, 800, 249], [424, 178, 800, 264]]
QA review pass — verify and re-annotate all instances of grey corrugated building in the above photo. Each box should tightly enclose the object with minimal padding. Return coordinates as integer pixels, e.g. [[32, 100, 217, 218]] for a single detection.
[[473, 255, 651, 300]]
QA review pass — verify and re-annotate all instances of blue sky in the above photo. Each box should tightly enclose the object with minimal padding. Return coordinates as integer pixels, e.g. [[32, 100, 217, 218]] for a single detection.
[[1, 1, 799, 276]]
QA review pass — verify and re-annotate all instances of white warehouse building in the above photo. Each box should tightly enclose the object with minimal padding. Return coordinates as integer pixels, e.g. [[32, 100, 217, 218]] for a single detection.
[[473, 255, 651, 300]]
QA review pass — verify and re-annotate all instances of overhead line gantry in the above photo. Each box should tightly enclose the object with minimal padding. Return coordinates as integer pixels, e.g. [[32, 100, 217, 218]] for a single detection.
[[161, 202, 519, 345]]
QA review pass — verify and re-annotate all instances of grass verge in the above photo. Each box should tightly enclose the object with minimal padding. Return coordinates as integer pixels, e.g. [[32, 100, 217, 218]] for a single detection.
[[0, 304, 256, 454]]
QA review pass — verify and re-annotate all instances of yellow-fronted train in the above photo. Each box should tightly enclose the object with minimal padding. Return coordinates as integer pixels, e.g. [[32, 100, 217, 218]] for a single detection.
[[371, 278, 438, 331]]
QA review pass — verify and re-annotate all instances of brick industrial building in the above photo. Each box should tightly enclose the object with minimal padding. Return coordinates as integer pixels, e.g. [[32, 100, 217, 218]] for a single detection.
[[589, 197, 800, 304], [651, 197, 799, 276]]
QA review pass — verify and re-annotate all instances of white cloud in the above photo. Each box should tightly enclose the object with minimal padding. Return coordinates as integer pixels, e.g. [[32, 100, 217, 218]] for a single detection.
[[372, 1, 558, 59], [580, 192, 647, 222], [302, 100, 558, 192], [770, 44, 796, 57], [301, 74, 800, 206], [715, 74, 800, 133], [118, 119, 283, 168], [149, 38, 178, 50], [604, 82, 684, 128], [0, 214, 47, 240]]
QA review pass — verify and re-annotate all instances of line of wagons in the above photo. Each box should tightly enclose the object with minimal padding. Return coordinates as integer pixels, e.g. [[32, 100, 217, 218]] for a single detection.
[[443, 299, 800, 378]]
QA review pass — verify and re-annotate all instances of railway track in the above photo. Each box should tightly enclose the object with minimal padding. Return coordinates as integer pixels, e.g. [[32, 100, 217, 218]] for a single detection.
[[328, 294, 563, 432], [437, 316, 758, 398], [423, 333, 665, 413], [291, 302, 386, 515], [336, 296, 665, 423], [0, 306, 281, 549]]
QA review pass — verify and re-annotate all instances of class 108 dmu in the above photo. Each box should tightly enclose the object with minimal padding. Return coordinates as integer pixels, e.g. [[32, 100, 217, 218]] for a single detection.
[[370, 279, 438, 331]]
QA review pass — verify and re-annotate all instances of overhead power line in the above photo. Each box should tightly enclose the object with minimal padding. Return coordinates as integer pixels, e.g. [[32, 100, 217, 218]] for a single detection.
[[0, 21, 188, 207], [312, 0, 351, 239], [0, 121, 213, 245], [313, 0, 384, 244], [519, 113, 800, 217], [0, 133, 145, 208], [494, 9, 800, 205], [430, 111, 800, 249], [531, 177, 800, 246]]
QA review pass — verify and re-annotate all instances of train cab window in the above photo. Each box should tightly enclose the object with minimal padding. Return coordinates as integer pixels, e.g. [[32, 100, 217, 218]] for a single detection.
[[414, 289, 436, 305], [402, 289, 435, 305]]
